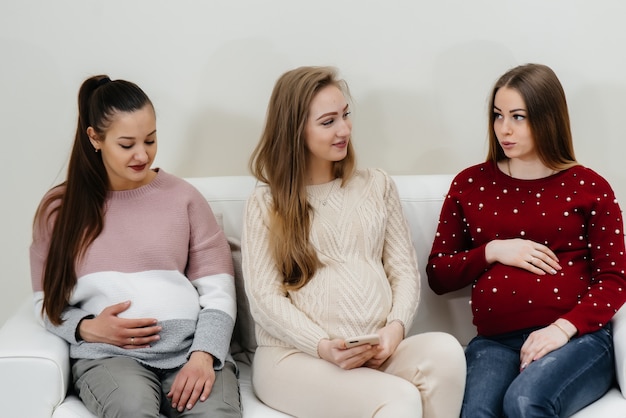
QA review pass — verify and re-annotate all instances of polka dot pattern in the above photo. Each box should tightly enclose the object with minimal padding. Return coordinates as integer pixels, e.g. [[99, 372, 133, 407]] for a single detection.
[[426, 162, 626, 336]]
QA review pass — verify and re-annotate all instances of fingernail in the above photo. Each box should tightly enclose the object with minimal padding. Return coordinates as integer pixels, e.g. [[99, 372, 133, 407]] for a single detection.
[[551, 269, 557, 275]]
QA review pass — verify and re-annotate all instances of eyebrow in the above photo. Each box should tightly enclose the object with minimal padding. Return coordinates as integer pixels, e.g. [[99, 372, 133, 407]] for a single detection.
[[493, 106, 527, 113], [117, 129, 157, 140], [315, 104, 349, 121]]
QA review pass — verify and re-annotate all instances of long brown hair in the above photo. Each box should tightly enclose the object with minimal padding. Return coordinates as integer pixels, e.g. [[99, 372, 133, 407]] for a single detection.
[[35, 75, 153, 325], [249, 66, 356, 290], [486, 63, 577, 170]]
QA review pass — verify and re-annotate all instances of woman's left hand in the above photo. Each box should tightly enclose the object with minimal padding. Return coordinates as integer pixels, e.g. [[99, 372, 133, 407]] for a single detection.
[[167, 351, 215, 412], [519, 319, 576, 372], [364, 320, 404, 369]]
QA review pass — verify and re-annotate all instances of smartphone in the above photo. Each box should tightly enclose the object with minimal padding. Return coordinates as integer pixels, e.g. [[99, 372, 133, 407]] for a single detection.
[[344, 334, 380, 348]]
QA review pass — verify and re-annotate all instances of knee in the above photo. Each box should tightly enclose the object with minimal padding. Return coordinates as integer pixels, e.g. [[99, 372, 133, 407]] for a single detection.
[[425, 332, 465, 358], [101, 387, 160, 418], [502, 388, 530, 418], [427, 332, 466, 379], [503, 382, 552, 418], [73, 358, 161, 418], [375, 381, 422, 418]]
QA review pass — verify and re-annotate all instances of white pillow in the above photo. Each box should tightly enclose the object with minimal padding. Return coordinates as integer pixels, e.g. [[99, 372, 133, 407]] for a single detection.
[[611, 303, 626, 396]]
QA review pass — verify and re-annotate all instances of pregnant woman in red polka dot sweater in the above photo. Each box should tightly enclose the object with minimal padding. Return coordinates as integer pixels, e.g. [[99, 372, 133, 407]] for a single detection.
[[427, 63, 626, 418]]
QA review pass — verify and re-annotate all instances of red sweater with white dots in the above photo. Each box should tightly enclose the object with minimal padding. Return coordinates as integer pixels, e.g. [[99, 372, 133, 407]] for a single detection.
[[427, 162, 626, 337]]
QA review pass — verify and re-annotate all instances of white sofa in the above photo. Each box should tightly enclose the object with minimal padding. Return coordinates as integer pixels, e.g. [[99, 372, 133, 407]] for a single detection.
[[0, 174, 624, 418]]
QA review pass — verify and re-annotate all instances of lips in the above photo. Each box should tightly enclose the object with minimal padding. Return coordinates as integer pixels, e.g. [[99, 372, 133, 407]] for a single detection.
[[333, 140, 348, 149], [130, 164, 146, 172]]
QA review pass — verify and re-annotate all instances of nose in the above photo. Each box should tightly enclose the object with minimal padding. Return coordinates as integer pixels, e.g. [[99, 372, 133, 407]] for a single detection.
[[497, 117, 512, 136], [337, 118, 352, 138], [133, 145, 149, 163]]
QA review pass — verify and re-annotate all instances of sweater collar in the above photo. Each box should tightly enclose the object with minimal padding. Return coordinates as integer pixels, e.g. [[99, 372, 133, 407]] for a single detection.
[[107, 168, 165, 200]]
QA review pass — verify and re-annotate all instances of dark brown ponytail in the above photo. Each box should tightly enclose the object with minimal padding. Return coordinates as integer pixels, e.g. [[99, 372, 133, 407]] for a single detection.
[[36, 75, 152, 325]]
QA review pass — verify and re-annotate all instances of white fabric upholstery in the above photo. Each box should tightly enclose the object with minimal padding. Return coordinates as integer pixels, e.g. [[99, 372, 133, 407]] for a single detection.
[[0, 300, 70, 418], [0, 174, 623, 417], [612, 299, 626, 397]]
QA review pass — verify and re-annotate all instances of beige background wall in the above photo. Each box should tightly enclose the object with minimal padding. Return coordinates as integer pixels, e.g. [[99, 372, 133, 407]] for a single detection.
[[1, 0, 625, 325]]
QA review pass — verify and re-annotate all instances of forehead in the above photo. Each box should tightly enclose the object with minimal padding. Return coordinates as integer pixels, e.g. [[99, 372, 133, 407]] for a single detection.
[[494, 87, 526, 109], [106, 105, 156, 132], [309, 85, 346, 113]]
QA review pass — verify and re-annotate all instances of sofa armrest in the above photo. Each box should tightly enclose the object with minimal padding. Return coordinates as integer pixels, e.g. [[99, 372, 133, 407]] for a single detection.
[[0, 297, 70, 418], [611, 302, 626, 397]]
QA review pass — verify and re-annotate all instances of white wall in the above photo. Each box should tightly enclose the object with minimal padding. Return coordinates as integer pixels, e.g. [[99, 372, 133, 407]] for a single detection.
[[1, 0, 625, 325]]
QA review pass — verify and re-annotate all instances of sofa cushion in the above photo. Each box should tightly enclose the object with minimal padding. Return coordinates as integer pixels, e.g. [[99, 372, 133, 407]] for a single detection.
[[611, 303, 626, 397], [213, 212, 257, 365], [228, 237, 257, 366]]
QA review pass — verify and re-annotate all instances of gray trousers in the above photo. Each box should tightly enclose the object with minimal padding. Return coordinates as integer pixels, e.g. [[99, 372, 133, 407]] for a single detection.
[[72, 356, 241, 418]]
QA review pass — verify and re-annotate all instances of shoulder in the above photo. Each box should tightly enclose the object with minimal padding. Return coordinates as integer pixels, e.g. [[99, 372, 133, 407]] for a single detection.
[[32, 184, 66, 240], [357, 167, 391, 180], [159, 170, 195, 192], [243, 183, 273, 227], [39, 183, 66, 207], [560, 165, 617, 197], [449, 162, 493, 192], [149, 171, 217, 221], [247, 182, 273, 209], [566, 165, 613, 186], [453, 162, 492, 181], [35, 184, 65, 222], [348, 168, 393, 189], [249, 181, 271, 199], [158, 170, 208, 202], [343, 169, 402, 203]]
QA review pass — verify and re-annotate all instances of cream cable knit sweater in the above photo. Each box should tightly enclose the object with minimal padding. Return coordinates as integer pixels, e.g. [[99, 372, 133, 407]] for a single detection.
[[242, 168, 420, 358]]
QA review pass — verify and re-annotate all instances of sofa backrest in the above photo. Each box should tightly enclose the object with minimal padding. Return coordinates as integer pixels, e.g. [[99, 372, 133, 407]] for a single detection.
[[185, 175, 476, 347]]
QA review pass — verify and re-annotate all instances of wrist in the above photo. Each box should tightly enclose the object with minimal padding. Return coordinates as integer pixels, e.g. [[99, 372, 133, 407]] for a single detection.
[[485, 241, 498, 264], [317, 338, 331, 356], [389, 320, 405, 338], [190, 351, 215, 367], [551, 319, 577, 340], [75, 315, 95, 342]]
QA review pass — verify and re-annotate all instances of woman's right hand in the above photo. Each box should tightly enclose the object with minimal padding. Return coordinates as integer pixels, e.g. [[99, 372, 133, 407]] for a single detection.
[[485, 238, 561, 275], [78, 301, 162, 349], [317, 338, 381, 370]]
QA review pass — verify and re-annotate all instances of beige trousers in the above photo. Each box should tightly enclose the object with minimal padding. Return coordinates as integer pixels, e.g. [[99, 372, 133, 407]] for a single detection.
[[252, 332, 466, 418]]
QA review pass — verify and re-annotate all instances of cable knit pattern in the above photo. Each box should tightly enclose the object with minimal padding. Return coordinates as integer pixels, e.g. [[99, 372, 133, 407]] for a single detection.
[[241, 168, 420, 358], [427, 162, 626, 337]]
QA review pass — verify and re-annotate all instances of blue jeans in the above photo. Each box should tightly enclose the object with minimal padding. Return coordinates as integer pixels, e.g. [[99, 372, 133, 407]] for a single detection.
[[462, 325, 614, 418]]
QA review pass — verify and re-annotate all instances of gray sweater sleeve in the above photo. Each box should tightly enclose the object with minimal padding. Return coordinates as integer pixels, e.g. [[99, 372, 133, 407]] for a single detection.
[[189, 308, 235, 369], [43, 305, 94, 345]]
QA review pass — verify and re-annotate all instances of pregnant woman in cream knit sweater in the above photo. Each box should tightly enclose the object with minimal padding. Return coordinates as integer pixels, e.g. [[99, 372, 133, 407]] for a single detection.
[[241, 66, 466, 418]]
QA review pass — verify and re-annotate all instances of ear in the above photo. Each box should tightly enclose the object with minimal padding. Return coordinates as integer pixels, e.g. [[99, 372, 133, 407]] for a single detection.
[[86, 127, 101, 151]]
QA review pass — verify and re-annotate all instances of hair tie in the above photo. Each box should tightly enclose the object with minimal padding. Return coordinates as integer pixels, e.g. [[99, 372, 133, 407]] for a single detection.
[[96, 77, 111, 87]]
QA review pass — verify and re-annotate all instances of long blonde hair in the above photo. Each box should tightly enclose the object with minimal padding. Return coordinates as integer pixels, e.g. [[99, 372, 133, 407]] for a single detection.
[[249, 66, 356, 290]]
